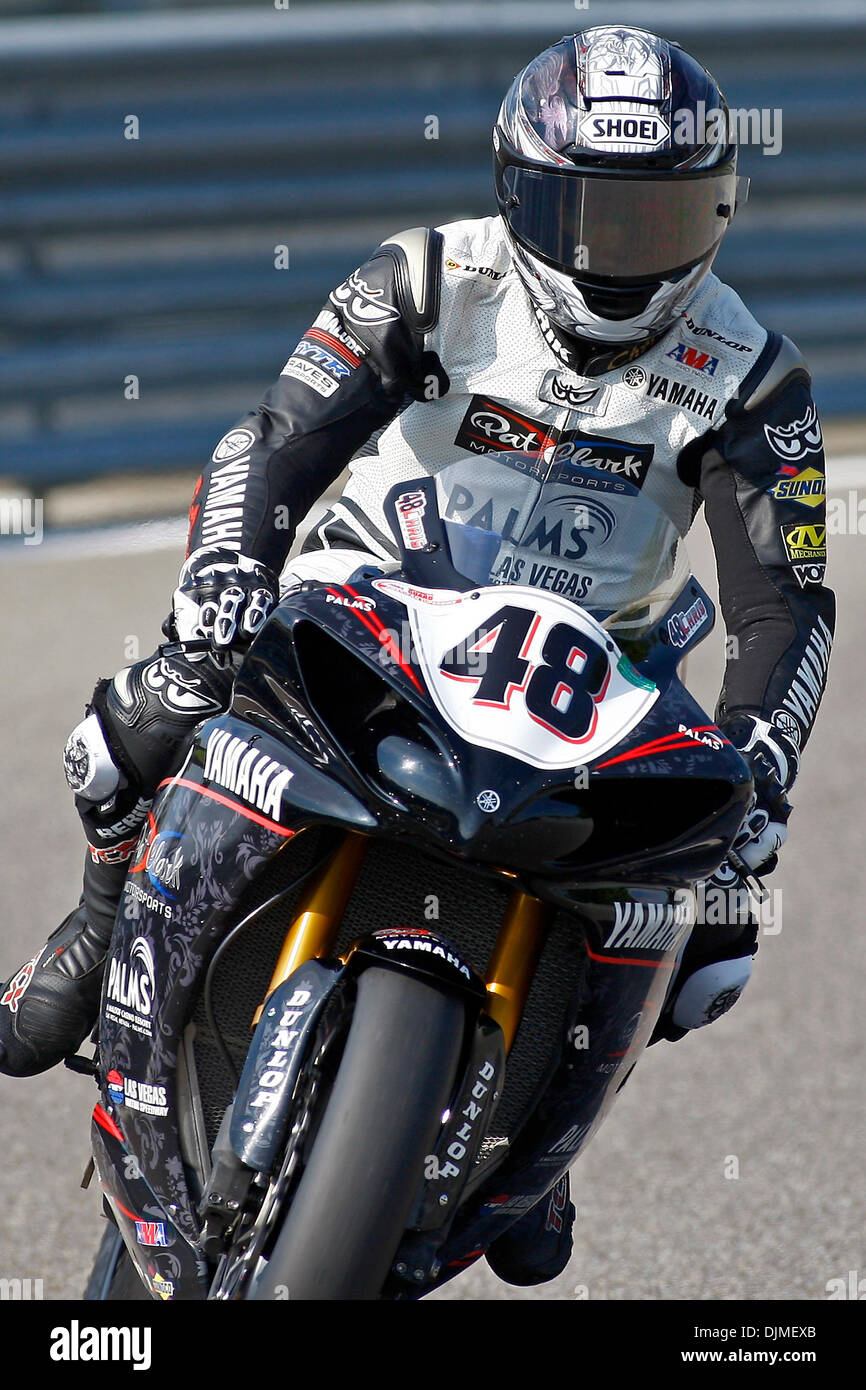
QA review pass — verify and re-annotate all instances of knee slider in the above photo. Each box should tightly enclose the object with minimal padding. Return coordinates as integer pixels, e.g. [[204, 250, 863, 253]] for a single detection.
[[671, 954, 754, 1031], [64, 712, 121, 803]]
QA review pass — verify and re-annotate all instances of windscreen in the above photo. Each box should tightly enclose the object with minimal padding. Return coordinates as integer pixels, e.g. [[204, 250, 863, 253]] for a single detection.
[[432, 448, 691, 636]]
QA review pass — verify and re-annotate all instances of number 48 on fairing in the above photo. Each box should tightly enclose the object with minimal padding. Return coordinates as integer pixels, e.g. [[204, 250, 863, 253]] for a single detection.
[[439, 605, 610, 741], [403, 585, 660, 771]]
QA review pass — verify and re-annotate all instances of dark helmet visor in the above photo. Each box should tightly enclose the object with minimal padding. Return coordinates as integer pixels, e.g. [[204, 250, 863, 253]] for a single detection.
[[501, 164, 746, 281]]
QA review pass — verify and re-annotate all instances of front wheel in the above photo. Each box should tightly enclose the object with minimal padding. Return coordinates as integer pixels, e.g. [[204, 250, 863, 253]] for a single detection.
[[248, 966, 466, 1301]]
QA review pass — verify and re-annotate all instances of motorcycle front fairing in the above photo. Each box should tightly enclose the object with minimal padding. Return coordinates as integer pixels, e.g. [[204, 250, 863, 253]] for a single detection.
[[233, 467, 751, 892]]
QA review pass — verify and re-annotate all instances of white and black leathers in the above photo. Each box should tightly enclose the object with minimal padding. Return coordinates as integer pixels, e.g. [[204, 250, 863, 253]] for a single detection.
[[188, 215, 835, 754]]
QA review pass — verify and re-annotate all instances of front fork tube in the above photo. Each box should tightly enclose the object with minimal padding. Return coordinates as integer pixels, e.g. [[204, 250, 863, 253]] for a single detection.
[[483, 889, 551, 1053], [252, 831, 368, 1025], [256, 834, 550, 1058]]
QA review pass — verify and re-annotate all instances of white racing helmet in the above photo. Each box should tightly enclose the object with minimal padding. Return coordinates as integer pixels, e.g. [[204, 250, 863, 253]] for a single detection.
[[493, 26, 749, 345]]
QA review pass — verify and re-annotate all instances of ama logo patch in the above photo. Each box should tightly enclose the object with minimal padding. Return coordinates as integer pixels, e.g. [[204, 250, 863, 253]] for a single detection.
[[665, 342, 719, 377], [135, 1221, 170, 1248]]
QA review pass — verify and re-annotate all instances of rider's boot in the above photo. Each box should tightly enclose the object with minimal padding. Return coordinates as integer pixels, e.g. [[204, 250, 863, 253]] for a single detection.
[[0, 853, 130, 1077], [485, 1173, 576, 1286]]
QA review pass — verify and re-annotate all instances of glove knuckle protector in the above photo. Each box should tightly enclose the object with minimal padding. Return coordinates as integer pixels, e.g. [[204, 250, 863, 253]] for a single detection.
[[670, 954, 755, 1031], [172, 546, 279, 652]]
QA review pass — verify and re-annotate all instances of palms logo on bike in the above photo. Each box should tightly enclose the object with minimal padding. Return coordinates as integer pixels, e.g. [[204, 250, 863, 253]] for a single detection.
[[401, 584, 659, 769]]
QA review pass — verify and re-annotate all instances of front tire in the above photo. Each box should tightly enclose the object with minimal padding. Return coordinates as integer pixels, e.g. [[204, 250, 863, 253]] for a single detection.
[[249, 966, 465, 1301]]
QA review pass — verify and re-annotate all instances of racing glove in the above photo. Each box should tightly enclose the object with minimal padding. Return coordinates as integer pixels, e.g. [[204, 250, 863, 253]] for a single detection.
[[722, 714, 799, 876], [170, 547, 280, 654]]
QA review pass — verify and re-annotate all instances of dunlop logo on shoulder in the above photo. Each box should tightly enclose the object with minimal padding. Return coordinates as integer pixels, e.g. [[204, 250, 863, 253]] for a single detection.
[[203, 730, 293, 820], [681, 314, 754, 353], [445, 257, 506, 280]]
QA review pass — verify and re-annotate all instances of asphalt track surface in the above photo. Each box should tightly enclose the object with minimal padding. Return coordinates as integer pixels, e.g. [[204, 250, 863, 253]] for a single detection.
[[0, 468, 862, 1305]]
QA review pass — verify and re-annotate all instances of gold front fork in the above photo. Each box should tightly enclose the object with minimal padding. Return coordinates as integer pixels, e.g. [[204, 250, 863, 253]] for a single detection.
[[251, 832, 368, 1026], [484, 889, 551, 1053], [253, 838, 548, 1051]]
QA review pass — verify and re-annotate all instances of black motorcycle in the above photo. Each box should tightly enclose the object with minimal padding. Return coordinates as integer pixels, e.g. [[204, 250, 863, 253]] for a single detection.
[[81, 463, 751, 1301]]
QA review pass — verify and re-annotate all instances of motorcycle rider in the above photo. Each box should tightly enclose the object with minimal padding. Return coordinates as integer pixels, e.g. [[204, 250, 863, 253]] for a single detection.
[[1, 27, 834, 1286]]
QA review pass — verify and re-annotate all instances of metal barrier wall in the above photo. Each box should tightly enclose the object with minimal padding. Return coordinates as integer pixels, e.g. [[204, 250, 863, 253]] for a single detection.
[[1, 0, 864, 488]]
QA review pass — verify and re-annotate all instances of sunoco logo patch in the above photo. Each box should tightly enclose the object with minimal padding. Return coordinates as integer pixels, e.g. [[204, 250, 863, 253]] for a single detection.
[[767, 467, 825, 509]]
